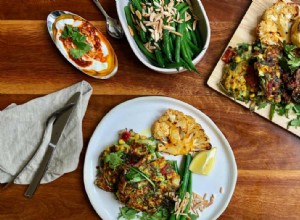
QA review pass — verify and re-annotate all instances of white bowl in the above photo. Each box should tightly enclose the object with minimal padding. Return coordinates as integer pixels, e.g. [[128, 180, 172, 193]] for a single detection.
[[116, 0, 211, 74]]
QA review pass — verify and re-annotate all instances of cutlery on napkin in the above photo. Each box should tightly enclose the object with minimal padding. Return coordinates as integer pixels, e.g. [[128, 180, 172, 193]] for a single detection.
[[0, 81, 92, 185]]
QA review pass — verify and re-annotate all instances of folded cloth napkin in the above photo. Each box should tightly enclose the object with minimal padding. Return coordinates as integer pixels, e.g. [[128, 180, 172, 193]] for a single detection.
[[0, 81, 92, 184]]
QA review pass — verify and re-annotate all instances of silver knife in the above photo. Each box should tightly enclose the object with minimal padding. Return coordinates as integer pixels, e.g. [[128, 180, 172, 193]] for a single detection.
[[24, 92, 81, 198]]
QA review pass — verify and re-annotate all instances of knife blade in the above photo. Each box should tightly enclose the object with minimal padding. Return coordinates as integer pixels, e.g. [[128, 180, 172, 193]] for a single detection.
[[24, 92, 81, 198]]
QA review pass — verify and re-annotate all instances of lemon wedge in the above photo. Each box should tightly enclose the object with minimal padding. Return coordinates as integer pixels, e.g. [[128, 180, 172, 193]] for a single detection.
[[189, 147, 217, 175]]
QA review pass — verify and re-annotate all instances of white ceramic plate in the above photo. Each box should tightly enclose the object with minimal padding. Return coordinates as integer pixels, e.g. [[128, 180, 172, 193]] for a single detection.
[[84, 96, 237, 220], [116, 0, 211, 74]]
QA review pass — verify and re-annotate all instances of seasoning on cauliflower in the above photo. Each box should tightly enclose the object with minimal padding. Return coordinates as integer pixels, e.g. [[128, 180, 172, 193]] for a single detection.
[[257, 0, 299, 46], [152, 109, 211, 155]]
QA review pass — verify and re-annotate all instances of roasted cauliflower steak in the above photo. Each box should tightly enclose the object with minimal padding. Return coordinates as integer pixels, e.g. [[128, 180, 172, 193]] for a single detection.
[[257, 0, 299, 46], [152, 109, 211, 155]]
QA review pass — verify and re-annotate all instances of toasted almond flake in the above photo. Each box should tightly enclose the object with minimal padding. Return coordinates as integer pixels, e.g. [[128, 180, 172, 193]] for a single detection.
[[158, 20, 163, 33], [128, 25, 134, 36], [154, 14, 162, 21], [163, 11, 170, 16], [163, 25, 175, 31], [154, 42, 160, 49], [154, 31, 160, 42], [155, 8, 161, 12], [150, 12, 156, 22], [176, 12, 180, 21], [170, 30, 183, 37], [140, 21, 147, 32], [145, 21, 158, 26], [185, 12, 192, 21], [154, 1, 161, 8], [131, 14, 136, 24], [148, 28, 154, 33], [193, 20, 197, 30], [220, 186, 225, 194], [135, 10, 142, 20], [130, 4, 135, 14]]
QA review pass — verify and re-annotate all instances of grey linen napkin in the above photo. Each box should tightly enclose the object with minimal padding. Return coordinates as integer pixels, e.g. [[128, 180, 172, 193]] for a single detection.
[[0, 81, 92, 184]]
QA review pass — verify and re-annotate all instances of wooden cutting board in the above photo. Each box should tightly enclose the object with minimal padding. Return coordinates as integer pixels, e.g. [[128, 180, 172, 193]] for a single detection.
[[207, 0, 300, 138]]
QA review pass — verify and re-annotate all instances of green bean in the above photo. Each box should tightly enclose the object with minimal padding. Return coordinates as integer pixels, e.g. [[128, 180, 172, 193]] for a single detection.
[[172, 160, 179, 174], [179, 5, 190, 14], [186, 38, 201, 55], [174, 5, 190, 63], [190, 28, 198, 47], [124, 6, 135, 31], [181, 39, 198, 73], [169, 214, 176, 220], [125, 6, 156, 62], [170, 22, 177, 41], [163, 29, 172, 62], [195, 27, 203, 48], [165, 62, 182, 69], [155, 49, 165, 67], [179, 154, 192, 199], [129, 3, 147, 43], [175, 2, 188, 11], [135, 35, 156, 61], [131, 0, 142, 12], [180, 171, 192, 220]]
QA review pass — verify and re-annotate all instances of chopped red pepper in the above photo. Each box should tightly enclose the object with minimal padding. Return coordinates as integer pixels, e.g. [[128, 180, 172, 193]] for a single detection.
[[222, 46, 237, 64]]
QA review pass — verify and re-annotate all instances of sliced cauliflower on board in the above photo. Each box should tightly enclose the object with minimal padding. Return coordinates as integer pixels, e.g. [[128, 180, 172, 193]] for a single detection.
[[257, 0, 299, 46]]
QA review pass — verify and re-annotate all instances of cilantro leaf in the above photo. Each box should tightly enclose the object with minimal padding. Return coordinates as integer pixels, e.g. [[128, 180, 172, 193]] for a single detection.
[[257, 102, 267, 110], [140, 207, 169, 220], [126, 169, 144, 183], [61, 24, 91, 59], [69, 44, 91, 59], [104, 151, 124, 170], [281, 41, 300, 71], [118, 207, 138, 220], [288, 118, 300, 128], [293, 105, 300, 115], [126, 167, 156, 190]]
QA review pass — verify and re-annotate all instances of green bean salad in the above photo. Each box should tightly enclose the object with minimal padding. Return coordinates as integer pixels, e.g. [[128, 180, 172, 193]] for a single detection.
[[124, 0, 203, 72]]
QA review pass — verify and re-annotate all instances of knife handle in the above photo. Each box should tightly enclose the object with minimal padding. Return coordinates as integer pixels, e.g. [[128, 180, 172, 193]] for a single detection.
[[24, 144, 55, 198]]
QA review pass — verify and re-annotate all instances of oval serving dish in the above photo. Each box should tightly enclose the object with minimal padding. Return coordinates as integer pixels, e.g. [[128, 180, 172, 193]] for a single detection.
[[47, 10, 118, 79], [116, 0, 211, 74]]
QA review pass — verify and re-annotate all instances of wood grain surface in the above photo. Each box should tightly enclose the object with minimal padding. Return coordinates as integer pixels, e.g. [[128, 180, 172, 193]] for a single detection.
[[0, 0, 300, 219]]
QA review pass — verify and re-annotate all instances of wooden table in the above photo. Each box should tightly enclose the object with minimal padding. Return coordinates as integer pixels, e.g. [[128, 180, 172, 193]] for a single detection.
[[1, 0, 300, 219]]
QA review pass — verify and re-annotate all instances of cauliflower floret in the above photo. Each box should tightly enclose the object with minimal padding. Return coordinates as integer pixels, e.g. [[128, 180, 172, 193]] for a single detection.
[[257, 0, 299, 46], [153, 109, 211, 155]]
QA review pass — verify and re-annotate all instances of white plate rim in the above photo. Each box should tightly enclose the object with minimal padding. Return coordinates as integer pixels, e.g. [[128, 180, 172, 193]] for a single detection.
[[83, 96, 237, 220]]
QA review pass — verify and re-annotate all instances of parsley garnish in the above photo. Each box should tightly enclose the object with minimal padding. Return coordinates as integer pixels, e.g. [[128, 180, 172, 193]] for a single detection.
[[280, 41, 300, 72], [104, 151, 124, 170], [61, 24, 91, 59], [126, 166, 156, 190], [140, 207, 169, 220], [118, 207, 138, 220]]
